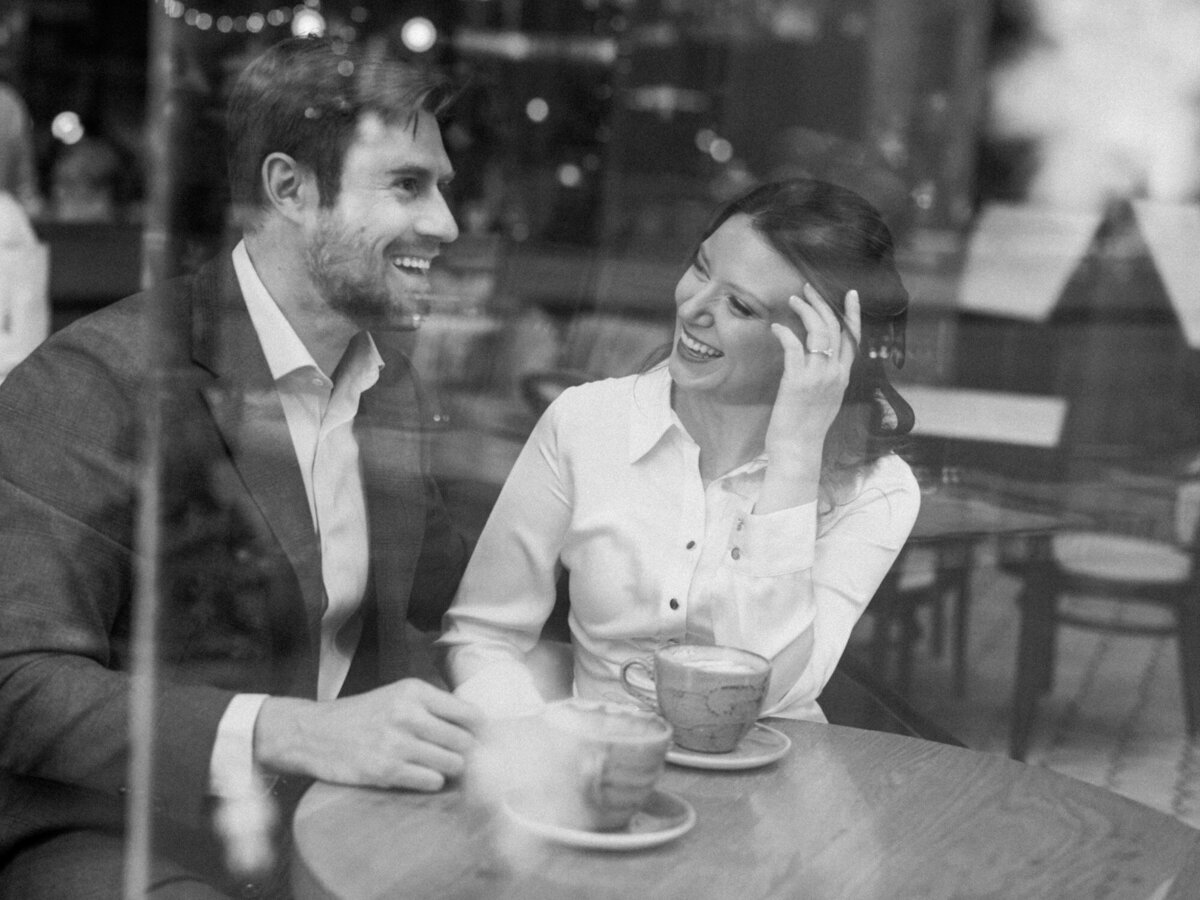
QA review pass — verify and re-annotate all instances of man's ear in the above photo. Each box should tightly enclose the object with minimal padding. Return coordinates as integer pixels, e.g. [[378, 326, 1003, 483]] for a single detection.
[[261, 152, 317, 224]]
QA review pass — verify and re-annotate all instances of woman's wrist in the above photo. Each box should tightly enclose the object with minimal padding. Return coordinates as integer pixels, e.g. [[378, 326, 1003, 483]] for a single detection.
[[757, 454, 822, 513]]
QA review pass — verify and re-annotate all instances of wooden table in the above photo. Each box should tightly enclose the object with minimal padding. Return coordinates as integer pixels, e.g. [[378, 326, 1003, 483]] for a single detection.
[[908, 486, 1076, 544], [291, 718, 1199, 899], [870, 485, 1079, 698]]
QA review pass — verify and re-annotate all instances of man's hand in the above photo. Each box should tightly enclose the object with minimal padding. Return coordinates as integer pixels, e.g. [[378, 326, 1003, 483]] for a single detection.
[[253, 679, 482, 791]]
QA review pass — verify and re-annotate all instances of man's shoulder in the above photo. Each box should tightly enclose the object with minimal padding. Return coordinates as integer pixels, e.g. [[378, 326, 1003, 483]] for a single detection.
[[40, 256, 231, 369], [0, 255, 236, 416]]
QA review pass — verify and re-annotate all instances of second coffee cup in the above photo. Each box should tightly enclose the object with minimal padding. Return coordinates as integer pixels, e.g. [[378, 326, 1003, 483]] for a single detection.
[[619, 644, 771, 753], [539, 698, 673, 831]]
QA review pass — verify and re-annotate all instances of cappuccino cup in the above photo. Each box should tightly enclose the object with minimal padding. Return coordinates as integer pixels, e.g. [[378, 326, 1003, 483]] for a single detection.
[[620, 644, 771, 753], [537, 698, 673, 831]]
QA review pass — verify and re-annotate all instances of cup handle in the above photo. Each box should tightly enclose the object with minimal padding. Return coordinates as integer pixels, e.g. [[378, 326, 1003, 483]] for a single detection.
[[619, 657, 658, 707]]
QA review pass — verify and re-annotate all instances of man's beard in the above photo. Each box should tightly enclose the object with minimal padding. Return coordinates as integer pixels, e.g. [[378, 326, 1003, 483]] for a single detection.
[[303, 215, 427, 331]]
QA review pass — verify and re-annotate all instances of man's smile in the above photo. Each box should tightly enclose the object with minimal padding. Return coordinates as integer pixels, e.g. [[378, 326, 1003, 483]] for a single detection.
[[391, 255, 433, 276]]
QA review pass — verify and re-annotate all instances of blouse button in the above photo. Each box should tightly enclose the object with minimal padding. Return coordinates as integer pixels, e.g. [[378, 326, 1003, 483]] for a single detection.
[[685, 540, 696, 550], [730, 547, 741, 560], [669, 598, 679, 610]]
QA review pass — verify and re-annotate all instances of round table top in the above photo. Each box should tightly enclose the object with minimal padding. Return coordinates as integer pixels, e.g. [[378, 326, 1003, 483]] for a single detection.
[[292, 719, 1199, 900]]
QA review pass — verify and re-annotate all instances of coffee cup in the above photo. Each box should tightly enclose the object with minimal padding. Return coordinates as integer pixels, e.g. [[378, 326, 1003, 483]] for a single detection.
[[537, 698, 673, 831], [620, 644, 771, 753]]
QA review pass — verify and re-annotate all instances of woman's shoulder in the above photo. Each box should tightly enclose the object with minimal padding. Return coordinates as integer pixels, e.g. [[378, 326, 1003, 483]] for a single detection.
[[866, 451, 920, 491], [825, 452, 919, 511], [550, 370, 650, 419]]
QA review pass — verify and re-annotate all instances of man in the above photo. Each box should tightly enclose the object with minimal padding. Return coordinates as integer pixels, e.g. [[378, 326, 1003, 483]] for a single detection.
[[0, 36, 481, 897]]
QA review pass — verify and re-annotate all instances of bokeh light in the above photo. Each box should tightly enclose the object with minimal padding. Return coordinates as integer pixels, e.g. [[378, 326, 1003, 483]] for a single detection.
[[526, 97, 550, 123], [557, 163, 583, 188], [51, 110, 85, 145], [292, 8, 326, 37], [709, 137, 733, 163], [401, 17, 438, 54]]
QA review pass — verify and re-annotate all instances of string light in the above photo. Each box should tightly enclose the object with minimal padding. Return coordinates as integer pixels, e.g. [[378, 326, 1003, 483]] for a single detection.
[[155, 1, 323, 35]]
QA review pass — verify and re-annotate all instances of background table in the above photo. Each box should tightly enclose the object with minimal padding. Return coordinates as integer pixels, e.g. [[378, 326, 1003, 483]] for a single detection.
[[868, 484, 1080, 698], [292, 718, 1199, 899]]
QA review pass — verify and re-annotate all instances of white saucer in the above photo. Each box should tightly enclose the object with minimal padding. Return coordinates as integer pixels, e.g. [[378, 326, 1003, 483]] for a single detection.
[[502, 789, 696, 850], [666, 723, 791, 770]]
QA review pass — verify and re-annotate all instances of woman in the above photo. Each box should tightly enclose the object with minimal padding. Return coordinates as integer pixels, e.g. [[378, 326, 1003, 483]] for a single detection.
[[439, 178, 920, 721]]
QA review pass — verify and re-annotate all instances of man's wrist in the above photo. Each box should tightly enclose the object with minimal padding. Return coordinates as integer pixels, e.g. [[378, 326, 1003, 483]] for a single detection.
[[211, 693, 271, 798], [253, 695, 317, 776]]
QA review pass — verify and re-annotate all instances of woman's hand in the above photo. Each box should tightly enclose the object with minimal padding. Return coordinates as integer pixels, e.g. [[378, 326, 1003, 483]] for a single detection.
[[757, 285, 861, 510]]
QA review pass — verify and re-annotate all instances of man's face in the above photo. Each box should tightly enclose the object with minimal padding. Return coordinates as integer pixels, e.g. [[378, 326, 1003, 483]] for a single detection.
[[303, 109, 459, 330]]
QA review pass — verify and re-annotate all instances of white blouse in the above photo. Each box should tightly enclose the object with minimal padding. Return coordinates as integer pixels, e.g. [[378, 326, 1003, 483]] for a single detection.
[[439, 365, 920, 721]]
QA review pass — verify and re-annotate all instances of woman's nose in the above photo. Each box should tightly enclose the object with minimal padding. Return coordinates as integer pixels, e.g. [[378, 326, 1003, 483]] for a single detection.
[[677, 288, 715, 324]]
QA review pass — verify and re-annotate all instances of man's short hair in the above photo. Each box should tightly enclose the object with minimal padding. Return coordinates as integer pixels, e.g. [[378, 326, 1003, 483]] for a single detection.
[[226, 36, 457, 229]]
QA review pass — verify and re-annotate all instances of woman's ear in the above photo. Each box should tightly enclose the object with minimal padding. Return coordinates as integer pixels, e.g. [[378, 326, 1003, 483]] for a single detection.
[[260, 152, 316, 224]]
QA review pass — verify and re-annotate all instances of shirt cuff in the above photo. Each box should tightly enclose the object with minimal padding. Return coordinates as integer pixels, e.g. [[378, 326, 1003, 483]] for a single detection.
[[730, 501, 818, 576], [453, 659, 548, 720], [210, 693, 271, 798]]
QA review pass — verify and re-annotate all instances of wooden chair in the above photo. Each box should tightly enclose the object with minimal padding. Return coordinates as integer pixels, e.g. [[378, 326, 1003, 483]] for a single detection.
[[819, 653, 966, 747], [1007, 466, 1200, 760], [877, 384, 1200, 761], [867, 385, 1069, 698]]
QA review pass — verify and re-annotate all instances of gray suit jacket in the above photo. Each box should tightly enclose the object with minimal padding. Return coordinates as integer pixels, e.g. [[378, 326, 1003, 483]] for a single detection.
[[0, 252, 468, 883]]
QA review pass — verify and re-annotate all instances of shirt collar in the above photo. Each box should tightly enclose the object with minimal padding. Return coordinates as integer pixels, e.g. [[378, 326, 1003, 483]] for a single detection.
[[628, 365, 680, 463], [231, 239, 383, 384], [628, 364, 769, 475]]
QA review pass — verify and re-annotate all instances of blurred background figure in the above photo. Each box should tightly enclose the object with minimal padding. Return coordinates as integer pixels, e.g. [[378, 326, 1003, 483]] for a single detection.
[[0, 80, 40, 216], [0, 187, 47, 383], [49, 134, 120, 222]]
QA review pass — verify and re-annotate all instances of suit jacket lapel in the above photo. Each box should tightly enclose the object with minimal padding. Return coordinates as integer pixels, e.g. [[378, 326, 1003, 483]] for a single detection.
[[356, 338, 428, 684], [189, 256, 325, 645]]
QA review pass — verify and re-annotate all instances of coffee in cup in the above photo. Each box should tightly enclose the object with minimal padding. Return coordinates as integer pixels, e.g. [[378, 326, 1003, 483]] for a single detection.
[[537, 698, 673, 831], [620, 644, 771, 753]]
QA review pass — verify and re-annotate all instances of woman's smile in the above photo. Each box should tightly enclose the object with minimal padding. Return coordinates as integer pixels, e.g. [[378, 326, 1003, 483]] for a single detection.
[[678, 327, 723, 360]]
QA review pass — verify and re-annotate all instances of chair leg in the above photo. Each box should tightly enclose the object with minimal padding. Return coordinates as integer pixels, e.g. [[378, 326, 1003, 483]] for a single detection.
[[1176, 600, 1200, 739], [953, 566, 972, 697], [930, 593, 946, 659], [1010, 573, 1057, 761], [871, 602, 893, 686], [1039, 614, 1058, 695], [897, 598, 919, 697]]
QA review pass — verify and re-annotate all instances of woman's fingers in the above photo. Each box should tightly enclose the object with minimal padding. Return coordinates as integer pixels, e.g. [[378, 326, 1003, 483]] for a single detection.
[[786, 293, 830, 357], [842, 289, 863, 352], [770, 321, 804, 355], [800, 284, 840, 355]]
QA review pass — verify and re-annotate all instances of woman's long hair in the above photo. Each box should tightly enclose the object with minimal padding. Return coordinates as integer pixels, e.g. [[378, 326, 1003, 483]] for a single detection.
[[670, 178, 914, 485]]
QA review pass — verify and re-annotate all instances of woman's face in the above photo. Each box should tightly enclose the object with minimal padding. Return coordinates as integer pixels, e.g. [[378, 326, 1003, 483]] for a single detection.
[[668, 213, 809, 405]]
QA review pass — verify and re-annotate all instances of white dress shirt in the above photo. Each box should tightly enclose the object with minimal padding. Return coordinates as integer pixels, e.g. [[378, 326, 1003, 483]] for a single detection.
[[439, 365, 920, 721], [210, 241, 382, 798]]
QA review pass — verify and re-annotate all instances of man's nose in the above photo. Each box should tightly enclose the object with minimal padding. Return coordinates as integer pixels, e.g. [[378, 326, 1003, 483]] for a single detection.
[[418, 190, 459, 244]]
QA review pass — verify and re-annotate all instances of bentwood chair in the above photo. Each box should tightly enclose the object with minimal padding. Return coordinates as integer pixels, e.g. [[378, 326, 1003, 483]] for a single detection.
[[885, 386, 1200, 761], [866, 385, 1069, 699], [1007, 465, 1200, 760]]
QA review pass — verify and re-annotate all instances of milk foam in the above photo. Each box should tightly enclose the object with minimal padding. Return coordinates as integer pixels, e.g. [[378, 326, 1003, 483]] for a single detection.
[[687, 658, 760, 674], [669, 645, 764, 674]]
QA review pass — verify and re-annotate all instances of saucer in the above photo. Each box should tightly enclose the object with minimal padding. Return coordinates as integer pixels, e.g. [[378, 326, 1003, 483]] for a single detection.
[[502, 789, 696, 850], [666, 723, 791, 770]]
